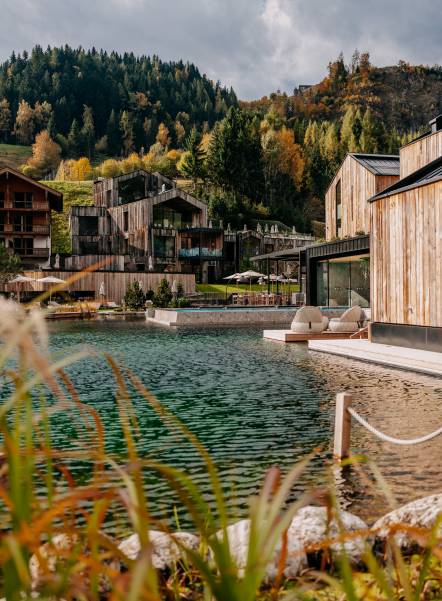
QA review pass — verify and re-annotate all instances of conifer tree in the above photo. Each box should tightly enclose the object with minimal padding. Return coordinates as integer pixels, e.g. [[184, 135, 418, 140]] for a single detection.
[[106, 110, 121, 156], [67, 119, 81, 156], [179, 127, 205, 184], [81, 105, 95, 159]]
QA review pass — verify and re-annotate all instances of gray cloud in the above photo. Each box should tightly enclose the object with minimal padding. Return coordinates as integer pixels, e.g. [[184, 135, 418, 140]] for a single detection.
[[1, 0, 441, 99]]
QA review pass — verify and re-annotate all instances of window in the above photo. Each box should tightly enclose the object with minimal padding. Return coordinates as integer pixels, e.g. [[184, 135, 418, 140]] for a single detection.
[[13, 214, 32, 232], [13, 238, 33, 255], [123, 211, 129, 232], [78, 216, 99, 236], [118, 175, 146, 205], [79, 240, 99, 254], [154, 236, 175, 258], [13, 192, 33, 208], [0, 214, 4, 232], [0, 191, 4, 208], [335, 179, 342, 237]]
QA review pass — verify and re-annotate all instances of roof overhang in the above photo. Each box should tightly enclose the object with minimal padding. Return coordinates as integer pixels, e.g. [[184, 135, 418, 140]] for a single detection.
[[0, 167, 63, 212]]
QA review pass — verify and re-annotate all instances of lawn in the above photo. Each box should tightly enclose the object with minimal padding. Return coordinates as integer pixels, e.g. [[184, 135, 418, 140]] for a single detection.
[[196, 282, 300, 295], [43, 180, 94, 253], [0, 143, 32, 169]]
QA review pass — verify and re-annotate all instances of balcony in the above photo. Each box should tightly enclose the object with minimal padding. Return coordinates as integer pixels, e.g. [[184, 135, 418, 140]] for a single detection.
[[179, 248, 223, 260], [0, 200, 50, 211], [0, 224, 50, 235], [15, 248, 49, 258]]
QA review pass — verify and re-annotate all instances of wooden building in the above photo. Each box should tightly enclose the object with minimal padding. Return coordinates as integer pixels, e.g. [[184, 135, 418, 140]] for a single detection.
[[69, 170, 224, 283], [306, 153, 400, 307], [325, 153, 400, 240], [370, 121, 442, 351], [399, 115, 442, 178], [0, 167, 62, 268]]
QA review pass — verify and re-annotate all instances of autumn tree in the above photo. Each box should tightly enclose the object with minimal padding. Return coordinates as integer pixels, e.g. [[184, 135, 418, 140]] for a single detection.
[[156, 122, 171, 149], [23, 130, 61, 178], [15, 100, 34, 144]]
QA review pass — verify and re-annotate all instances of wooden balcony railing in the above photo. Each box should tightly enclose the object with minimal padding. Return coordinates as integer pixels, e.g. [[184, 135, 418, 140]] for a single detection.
[[0, 201, 50, 211], [16, 248, 49, 257], [0, 224, 50, 235]]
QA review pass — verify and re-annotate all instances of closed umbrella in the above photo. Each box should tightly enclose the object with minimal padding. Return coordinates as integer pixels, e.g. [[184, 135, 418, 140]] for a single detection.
[[171, 280, 178, 296], [148, 256, 154, 271]]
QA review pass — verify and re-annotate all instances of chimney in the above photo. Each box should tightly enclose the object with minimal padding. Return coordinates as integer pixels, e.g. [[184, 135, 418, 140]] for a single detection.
[[429, 115, 442, 133]]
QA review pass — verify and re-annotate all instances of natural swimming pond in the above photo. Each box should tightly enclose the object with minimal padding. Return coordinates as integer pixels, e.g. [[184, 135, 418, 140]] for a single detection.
[[45, 320, 442, 529]]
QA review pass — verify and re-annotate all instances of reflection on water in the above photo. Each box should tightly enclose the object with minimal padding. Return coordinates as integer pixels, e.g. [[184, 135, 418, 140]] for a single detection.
[[40, 322, 442, 527]]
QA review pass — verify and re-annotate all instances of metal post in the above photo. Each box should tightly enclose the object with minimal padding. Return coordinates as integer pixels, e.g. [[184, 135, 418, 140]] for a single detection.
[[333, 392, 352, 460], [267, 257, 270, 295]]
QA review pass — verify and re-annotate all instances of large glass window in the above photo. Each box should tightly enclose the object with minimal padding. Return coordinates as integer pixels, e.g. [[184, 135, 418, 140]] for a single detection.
[[13, 238, 33, 254], [154, 236, 175, 258], [13, 214, 32, 232], [153, 206, 193, 229], [118, 175, 146, 205], [315, 256, 369, 307]]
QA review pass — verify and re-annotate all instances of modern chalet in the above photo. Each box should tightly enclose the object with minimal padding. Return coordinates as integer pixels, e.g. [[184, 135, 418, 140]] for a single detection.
[[304, 152, 400, 307], [369, 115, 442, 351], [0, 167, 63, 268]]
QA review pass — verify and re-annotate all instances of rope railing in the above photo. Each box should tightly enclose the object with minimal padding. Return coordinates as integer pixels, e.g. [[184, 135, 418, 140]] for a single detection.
[[333, 392, 442, 459]]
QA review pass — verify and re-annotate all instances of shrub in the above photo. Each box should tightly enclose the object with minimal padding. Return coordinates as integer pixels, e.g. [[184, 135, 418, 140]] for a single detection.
[[153, 278, 173, 307], [123, 280, 145, 310]]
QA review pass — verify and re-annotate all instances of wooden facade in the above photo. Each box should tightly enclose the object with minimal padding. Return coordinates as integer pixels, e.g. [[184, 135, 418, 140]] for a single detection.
[[371, 180, 442, 327], [0, 167, 62, 268], [400, 130, 442, 179], [325, 155, 399, 241], [17, 270, 195, 303]]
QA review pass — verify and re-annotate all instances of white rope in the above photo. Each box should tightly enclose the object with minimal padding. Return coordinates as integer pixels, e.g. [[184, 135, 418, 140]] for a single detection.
[[348, 407, 442, 446]]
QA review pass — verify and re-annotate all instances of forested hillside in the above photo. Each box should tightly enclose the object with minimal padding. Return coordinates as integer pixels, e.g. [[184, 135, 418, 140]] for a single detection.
[[1, 48, 442, 233], [0, 46, 237, 154]]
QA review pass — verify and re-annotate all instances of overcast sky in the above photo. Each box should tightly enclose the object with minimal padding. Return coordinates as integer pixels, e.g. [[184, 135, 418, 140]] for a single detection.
[[1, 0, 442, 99]]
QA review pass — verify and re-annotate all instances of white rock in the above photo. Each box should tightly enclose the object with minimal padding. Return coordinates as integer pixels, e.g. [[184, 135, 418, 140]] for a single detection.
[[217, 519, 306, 579], [372, 494, 442, 549], [288, 506, 369, 565], [29, 534, 78, 584], [118, 531, 199, 570]]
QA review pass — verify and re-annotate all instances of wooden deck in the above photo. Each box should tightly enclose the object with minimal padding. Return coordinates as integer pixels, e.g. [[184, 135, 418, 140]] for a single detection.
[[263, 330, 362, 343]]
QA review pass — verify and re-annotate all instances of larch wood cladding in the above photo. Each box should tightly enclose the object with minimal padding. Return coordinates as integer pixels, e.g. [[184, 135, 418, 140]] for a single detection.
[[371, 181, 442, 327], [400, 131, 442, 178], [19, 270, 195, 303], [325, 155, 398, 241]]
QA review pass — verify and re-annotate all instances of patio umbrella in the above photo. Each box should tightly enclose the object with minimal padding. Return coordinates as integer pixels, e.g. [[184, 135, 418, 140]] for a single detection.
[[9, 274, 36, 303], [98, 281, 106, 303], [238, 270, 266, 293], [36, 275, 67, 302]]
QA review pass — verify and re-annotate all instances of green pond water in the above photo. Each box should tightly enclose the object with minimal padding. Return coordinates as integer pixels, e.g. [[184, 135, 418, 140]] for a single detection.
[[41, 321, 442, 530]]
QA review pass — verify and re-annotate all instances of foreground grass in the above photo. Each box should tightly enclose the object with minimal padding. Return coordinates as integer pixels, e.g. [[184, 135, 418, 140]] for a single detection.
[[0, 296, 441, 600], [0, 143, 32, 169], [43, 180, 94, 254]]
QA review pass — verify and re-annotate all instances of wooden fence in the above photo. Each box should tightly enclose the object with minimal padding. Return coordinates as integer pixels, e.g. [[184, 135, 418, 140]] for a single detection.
[[6, 271, 196, 304]]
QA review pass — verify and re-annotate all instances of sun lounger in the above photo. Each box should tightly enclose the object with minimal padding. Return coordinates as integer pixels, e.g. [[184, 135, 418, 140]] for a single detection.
[[328, 305, 364, 333], [290, 306, 329, 333]]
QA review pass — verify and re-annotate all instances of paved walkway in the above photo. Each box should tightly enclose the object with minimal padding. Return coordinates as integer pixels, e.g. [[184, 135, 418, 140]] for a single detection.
[[308, 339, 442, 377]]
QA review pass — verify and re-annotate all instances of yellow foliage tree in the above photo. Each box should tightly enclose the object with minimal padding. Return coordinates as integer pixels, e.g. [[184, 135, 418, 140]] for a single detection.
[[121, 152, 143, 174], [70, 157, 93, 181], [25, 130, 61, 178], [156, 123, 171, 149], [100, 159, 121, 178]]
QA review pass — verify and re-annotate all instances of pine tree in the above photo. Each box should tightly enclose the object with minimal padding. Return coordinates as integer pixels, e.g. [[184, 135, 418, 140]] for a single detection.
[[123, 281, 145, 310], [67, 119, 81, 156], [360, 109, 378, 153], [106, 110, 121, 156], [153, 278, 172, 308], [81, 105, 95, 159], [178, 127, 205, 184], [0, 99, 11, 142]]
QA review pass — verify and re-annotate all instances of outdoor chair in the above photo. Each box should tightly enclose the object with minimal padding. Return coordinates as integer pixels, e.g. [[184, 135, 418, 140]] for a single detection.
[[290, 306, 329, 333], [328, 305, 364, 333]]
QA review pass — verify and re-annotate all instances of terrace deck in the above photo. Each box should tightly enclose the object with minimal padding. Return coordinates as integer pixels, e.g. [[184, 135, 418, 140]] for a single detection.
[[263, 330, 358, 343]]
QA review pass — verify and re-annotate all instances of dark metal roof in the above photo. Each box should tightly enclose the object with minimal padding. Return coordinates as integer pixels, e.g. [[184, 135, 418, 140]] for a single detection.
[[370, 155, 442, 202], [350, 153, 400, 176]]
